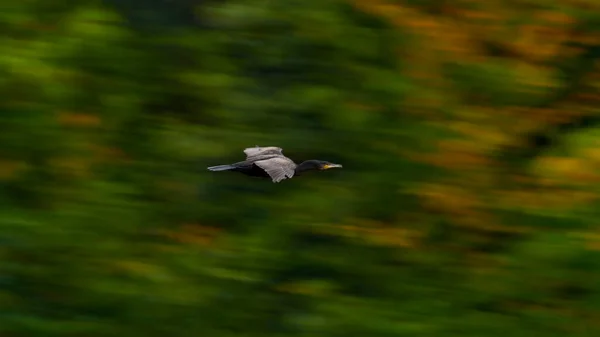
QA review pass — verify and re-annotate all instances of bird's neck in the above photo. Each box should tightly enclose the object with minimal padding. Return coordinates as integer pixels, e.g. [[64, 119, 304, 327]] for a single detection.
[[294, 160, 320, 174]]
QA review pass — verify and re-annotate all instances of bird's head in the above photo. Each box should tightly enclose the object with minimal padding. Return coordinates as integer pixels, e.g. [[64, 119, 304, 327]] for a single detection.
[[295, 160, 343, 173], [317, 161, 343, 170]]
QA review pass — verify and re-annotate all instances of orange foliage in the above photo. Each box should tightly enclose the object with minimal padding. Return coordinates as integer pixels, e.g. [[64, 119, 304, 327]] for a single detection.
[[511, 23, 571, 62], [159, 224, 222, 247], [412, 138, 493, 170], [350, 0, 600, 245], [0, 160, 26, 180], [111, 260, 164, 277], [576, 231, 600, 251], [345, 101, 381, 113], [57, 112, 101, 127], [89, 145, 131, 164], [337, 220, 421, 248], [417, 184, 480, 214]]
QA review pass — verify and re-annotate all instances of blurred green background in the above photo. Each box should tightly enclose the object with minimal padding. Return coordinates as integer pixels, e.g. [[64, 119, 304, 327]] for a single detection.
[[3, 0, 600, 336]]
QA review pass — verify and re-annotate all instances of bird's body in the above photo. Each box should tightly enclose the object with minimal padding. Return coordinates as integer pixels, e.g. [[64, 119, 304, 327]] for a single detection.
[[207, 146, 342, 183]]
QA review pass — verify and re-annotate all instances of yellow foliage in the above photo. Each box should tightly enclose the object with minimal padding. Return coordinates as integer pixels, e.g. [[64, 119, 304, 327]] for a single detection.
[[583, 148, 600, 163], [447, 122, 511, 148], [533, 156, 600, 185], [513, 62, 559, 89], [497, 187, 596, 211], [353, 0, 600, 237], [571, 231, 600, 251]]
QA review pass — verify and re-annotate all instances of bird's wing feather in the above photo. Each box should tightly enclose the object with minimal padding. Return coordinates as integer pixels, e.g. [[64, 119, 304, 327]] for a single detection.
[[243, 146, 283, 158], [254, 157, 296, 183]]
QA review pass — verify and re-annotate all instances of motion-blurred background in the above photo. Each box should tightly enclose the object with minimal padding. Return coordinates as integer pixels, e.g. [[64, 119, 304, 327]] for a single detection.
[[3, 0, 600, 336]]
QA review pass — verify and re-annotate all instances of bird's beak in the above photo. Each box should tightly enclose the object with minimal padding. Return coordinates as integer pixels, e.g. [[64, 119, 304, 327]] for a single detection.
[[322, 163, 343, 169]]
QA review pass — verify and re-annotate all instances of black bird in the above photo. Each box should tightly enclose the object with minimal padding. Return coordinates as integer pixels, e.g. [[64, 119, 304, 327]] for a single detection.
[[207, 146, 342, 183]]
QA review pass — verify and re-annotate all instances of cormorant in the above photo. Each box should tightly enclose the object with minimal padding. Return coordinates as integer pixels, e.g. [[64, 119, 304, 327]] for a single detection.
[[207, 146, 342, 183]]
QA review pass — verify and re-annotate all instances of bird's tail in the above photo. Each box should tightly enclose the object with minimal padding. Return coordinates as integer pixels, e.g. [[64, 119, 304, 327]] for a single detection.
[[207, 164, 235, 171]]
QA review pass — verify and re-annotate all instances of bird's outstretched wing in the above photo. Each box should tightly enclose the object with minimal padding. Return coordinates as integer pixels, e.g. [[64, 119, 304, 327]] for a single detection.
[[243, 146, 283, 158], [254, 157, 296, 183]]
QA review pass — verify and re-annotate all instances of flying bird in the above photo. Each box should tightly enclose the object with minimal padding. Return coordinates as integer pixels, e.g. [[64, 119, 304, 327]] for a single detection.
[[207, 146, 342, 183]]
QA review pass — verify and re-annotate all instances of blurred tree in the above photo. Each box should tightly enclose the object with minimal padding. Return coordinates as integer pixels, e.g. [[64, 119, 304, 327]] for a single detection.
[[3, 0, 600, 336]]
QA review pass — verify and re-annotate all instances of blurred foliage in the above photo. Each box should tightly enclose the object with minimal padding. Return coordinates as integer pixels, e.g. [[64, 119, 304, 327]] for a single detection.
[[3, 0, 600, 336]]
